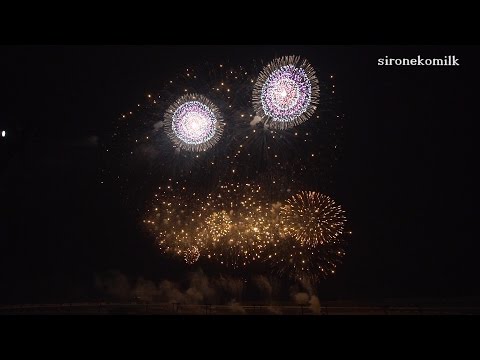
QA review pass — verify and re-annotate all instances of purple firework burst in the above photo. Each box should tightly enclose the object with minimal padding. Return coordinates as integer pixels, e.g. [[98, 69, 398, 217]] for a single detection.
[[253, 56, 319, 129], [164, 94, 224, 152]]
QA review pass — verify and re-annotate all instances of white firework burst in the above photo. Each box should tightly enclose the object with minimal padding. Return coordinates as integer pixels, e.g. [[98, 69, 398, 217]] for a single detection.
[[253, 56, 319, 129], [164, 93, 224, 152]]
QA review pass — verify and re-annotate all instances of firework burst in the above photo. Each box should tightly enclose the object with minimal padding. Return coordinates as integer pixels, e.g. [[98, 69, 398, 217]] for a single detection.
[[108, 55, 348, 286], [194, 182, 279, 268], [201, 210, 233, 242], [164, 93, 224, 152], [101, 62, 254, 205], [184, 246, 201, 264], [267, 191, 347, 283], [144, 182, 349, 283], [280, 191, 346, 246], [253, 56, 320, 130]]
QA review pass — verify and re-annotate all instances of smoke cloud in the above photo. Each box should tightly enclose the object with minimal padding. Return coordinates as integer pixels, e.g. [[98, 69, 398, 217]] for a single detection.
[[95, 269, 246, 306], [95, 269, 320, 314], [309, 295, 321, 314], [94, 270, 131, 301], [249, 115, 262, 126], [253, 275, 273, 302], [289, 280, 322, 315]]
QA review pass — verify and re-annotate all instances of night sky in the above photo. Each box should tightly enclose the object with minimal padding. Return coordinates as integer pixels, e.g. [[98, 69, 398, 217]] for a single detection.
[[0, 45, 477, 304]]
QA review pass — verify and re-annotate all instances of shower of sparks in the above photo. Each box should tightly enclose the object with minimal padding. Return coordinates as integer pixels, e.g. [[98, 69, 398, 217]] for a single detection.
[[269, 237, 346, 283], [143, 183, 201, 258], [253, 56, 319, 130], [194, 183, 280, 268], [144, 183, 348, 282]]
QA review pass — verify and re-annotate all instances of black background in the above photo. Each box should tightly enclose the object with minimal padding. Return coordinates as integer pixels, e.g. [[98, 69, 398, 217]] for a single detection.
[[0, 45, 477, 303]]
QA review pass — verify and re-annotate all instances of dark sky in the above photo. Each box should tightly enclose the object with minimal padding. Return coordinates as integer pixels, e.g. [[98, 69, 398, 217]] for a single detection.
[[0, 45, 477, 303]]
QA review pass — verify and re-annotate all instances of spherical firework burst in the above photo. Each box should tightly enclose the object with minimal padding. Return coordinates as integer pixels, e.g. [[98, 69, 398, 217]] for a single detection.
[[280, 191, 346, 246], [102, 62, 255, 204], [202, 211, 233, 243], [165, 93, 224, 152], [253, 56, 319, 130], [184, 246, 200, 264]]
